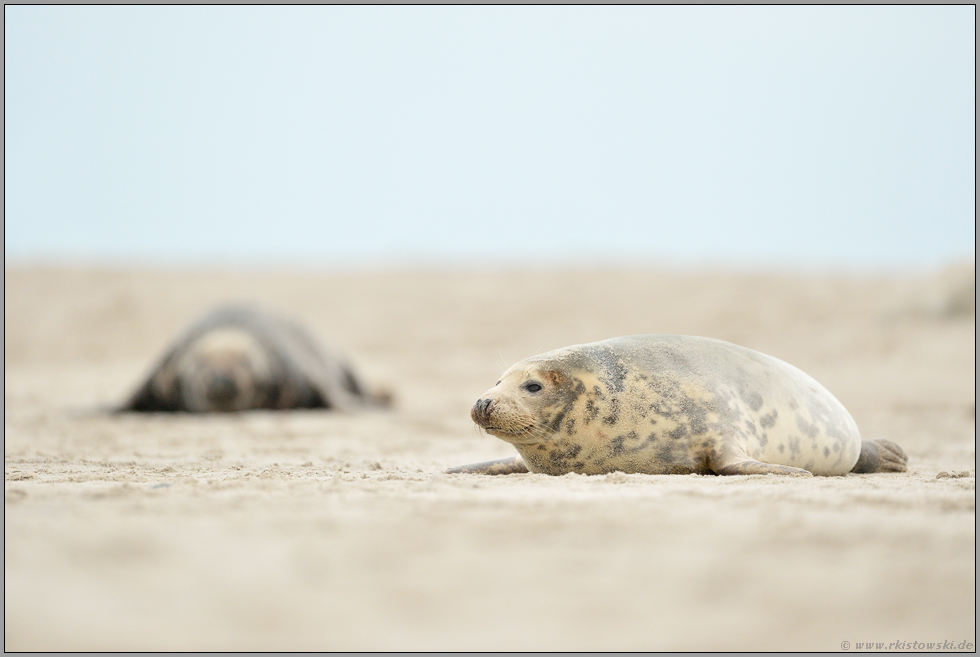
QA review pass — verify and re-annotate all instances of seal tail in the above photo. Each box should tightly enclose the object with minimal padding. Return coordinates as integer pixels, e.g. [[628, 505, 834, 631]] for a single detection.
[[850, 439, 908, 473]]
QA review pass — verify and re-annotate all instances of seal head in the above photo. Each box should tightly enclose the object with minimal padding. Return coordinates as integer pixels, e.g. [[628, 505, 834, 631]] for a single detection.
[[471, 365, 568, 444], [176, 328, 273, 412]]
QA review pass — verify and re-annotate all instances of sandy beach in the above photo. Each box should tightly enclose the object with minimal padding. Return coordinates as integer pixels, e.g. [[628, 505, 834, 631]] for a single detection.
[[4, 263, 975, 651]]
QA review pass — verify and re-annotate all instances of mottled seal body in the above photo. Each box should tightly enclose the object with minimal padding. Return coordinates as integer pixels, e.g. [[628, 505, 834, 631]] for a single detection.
[[449, 335, 907, 477], [119, 305, 390, 413]]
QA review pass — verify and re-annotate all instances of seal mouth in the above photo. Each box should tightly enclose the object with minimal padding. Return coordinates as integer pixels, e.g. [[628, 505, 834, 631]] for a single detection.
[[477, 421, 544, 446], [206, 372, 240, 407], [480, 424, 535, 437], [471, 397, 541, 443]]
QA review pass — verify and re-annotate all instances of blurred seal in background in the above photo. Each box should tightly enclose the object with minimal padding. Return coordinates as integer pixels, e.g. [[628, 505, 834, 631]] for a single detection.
[[118, 304, 392, 413]]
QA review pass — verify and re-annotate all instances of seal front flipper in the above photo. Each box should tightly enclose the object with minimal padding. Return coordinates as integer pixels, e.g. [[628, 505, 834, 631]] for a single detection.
[[116, 352, 183, 413], [117, 379, 177, 412], [712, 459, 813, 477], [850, 439, 908, 473], [708, 445, 812, 477], [445, 457, 529, 475]]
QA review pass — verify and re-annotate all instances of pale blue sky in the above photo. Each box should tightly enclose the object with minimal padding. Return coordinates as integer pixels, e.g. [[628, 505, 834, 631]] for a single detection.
[[4, 6, 976, 270]]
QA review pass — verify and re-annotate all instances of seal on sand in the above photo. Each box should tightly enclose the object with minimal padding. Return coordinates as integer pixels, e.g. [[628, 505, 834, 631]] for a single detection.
[[447, 335, 907, 477], [118, 305, 391, 413]]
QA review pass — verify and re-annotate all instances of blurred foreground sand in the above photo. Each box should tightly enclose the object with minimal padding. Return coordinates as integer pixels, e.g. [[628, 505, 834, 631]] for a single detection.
[[4, 264, 976, 651]]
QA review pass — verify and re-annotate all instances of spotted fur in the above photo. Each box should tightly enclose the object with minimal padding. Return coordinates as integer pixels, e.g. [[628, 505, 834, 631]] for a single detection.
[[449, 335, 907, 477]]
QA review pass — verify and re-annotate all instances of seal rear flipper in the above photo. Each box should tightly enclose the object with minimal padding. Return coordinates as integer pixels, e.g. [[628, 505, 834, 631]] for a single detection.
[[363, 384, 395, 409], [850, 439, 908, 473], [445, 457, 529, 475], [708, 445, 812, 477], [281, 348, 383, 412], [302, 380, 374, 411]]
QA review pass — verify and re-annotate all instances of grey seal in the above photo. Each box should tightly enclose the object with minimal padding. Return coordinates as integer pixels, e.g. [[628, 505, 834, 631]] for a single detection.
[[448, 335, 907, 477], [118, 304, 391, 413]]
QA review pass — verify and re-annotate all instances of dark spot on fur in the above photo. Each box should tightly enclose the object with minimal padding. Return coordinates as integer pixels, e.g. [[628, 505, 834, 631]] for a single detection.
[[602, 398, 620, 426], [744, 391, 764, 412], [549, 409, 567, 433], [543, 440, 585, 472], [584, 399, 599, 424], [680, 397, 709, 435], [759, 410, 778, 429], [583, 346, 629, 392], [758, 433, 768, 447], [565, 418, 576, 435], [824, 446, 830, 458], [656, 443, 677, 464], [668, 424, 688, 440], [778, 443, 785, 453], [558, 373, 585, 409], [796, 414, 819, 439], [650, 440, 699, 474], [610, 435, 626, 456], [342, 369, 363, 396]]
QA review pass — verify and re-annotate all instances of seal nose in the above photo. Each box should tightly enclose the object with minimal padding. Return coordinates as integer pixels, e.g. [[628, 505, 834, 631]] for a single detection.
[[207, 373, 239, 406], [471, 397, 493, 425]]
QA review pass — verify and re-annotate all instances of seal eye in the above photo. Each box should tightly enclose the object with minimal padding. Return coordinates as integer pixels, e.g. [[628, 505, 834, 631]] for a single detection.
[[522, 382, 543, 393]]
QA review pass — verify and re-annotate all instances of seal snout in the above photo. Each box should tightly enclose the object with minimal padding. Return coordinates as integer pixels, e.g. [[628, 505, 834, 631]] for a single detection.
[[471, 397, 494, 427], [206, 372, 240, 407]]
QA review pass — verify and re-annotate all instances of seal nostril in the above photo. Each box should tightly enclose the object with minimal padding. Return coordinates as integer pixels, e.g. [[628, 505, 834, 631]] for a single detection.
[[471, 398, 494, 423], [207, 374, 238, 404]]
